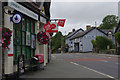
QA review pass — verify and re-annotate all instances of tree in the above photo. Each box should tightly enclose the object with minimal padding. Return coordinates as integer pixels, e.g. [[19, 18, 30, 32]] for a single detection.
[[114, 32, 120, 45], [114, 32, 120, 55], [96, 36, 113, 50], [91, 40, 96, 48], [51, 31, 64, 53], [98, 15, 118, 29], [91, 36, 113, 51]]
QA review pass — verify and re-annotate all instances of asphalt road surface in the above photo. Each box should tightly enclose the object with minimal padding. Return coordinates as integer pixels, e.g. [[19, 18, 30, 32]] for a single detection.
[[52, 53, 119, 80]]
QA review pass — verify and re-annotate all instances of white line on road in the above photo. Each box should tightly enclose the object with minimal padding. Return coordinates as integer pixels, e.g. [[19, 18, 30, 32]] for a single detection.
[[52, 55, 56, 59], [70, 62, 79, 65], [102, 61, 108, 62], [116, 63, 119, 64], [70, 62, 115, 79]]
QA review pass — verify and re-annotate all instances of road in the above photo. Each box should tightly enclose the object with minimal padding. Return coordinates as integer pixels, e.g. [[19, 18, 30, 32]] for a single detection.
[[20, 53, 119, 80], [52, 53, 119, 80]]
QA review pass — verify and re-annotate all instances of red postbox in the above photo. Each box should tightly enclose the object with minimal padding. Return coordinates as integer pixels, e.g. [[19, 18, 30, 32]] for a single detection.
[[35, 54, 44, 70]]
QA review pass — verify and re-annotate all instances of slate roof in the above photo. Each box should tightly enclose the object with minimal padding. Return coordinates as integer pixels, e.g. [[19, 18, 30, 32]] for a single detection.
[[101, 29, 114, 34], [70, 27, 107, 40], [65, 28, 84, 39]]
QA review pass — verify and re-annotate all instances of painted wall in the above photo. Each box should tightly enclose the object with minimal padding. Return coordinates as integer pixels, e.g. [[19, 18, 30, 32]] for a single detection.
[[65, 29, 83, 52], [4, 7, 14, 74], [81, 29, 107, 52]]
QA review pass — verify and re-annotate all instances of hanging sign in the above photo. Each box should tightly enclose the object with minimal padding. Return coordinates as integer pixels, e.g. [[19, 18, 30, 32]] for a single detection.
[[44, 19, 66, 33], [57, 19, 66, 27], [44, 22, 58, 33], [10, 13, 22, 24]]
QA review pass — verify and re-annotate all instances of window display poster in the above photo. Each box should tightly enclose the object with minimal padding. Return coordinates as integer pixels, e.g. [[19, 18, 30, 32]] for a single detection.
[[26, 32, 30, 46], [31, 35, 35, 49]]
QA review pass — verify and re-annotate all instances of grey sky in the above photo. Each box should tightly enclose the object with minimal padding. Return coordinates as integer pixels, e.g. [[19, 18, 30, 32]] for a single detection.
[[50, 2, 118, 35]]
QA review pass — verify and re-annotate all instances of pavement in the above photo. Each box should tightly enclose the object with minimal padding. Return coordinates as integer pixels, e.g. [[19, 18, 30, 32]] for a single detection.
[[0, 74, 2, 80], [20, 54, 116, 79]]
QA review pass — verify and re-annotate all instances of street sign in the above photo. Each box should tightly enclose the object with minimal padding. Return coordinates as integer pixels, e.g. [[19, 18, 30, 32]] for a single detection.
[[10, 13, 22, 24]]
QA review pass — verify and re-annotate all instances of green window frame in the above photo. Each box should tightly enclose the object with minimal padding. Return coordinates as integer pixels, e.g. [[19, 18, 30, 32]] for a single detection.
[[13, 16, 36, 64]]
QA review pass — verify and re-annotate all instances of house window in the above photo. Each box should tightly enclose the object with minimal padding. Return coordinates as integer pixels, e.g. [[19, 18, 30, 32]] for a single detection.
[[13, 16, 36, 64]]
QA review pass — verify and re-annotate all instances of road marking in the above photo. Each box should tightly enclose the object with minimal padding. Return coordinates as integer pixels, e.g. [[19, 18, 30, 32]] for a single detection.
[[116, 63, 119, 64], [108, 57, 112, 58], [70, 62, 79, 65], [70, 62, 115, 79], [52, 55, 56, 59], [102, 61, 108, 62]]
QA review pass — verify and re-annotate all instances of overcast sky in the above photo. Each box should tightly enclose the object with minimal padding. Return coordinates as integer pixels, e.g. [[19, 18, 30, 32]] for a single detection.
[[50, 1, 119, 35]]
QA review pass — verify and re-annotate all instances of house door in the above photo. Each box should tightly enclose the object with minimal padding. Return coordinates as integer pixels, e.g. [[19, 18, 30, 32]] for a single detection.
[[74, 43, 79, 52]]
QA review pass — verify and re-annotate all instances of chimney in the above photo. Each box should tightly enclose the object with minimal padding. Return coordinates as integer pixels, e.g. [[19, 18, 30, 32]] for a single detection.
[[86, 25, 91, 30], [72, 29, 75, 32]]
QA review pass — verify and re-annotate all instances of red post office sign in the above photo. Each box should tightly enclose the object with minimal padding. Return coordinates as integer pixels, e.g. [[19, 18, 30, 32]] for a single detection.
[[57, 19, 66, 27]]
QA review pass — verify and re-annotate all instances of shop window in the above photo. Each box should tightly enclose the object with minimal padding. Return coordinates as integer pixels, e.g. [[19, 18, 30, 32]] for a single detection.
[[13, 45, 17, 63], [17, 23, 21, 31], [27, 47, 30, 58], [13, 16, 36, 64], [16, 31, 21, 45], [22, 46, 26, 55], [31, 22, 33, 33], [27, 20, 30, 32], [17, 46, 21, 57], [22, 32, 25, 45], [22, 19, 25, 31]]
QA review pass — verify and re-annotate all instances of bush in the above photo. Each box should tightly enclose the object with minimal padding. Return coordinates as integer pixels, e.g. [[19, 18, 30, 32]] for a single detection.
[[114, 32, 120, 45], [91, 36, 113, 51], [96, 36, 113, 50], [91, 40, 96, 48]]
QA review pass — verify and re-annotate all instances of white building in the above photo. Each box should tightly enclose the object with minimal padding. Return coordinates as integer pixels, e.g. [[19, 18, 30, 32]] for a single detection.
[[68, 27, 107, 52], [65, 28, 84, 52], [0, 1, 51, 79]]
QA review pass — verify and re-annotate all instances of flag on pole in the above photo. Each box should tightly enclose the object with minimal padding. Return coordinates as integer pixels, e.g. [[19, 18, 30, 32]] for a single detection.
[[57, 19, 66, 27]]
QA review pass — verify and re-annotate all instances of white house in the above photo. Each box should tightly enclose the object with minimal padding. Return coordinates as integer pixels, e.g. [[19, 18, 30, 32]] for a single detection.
[[65, 28, 84, 52], [69, 27, 107, 52]]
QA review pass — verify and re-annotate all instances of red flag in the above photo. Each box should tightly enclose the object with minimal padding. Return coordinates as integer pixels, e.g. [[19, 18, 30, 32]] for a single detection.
[[57, 19, 66, 27]]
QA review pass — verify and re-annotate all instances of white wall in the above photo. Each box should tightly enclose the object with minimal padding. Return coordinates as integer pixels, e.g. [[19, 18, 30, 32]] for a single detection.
[[3, 7, 14, 74], [65, 29, 84, 52], [81, 29, 107, 52]]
